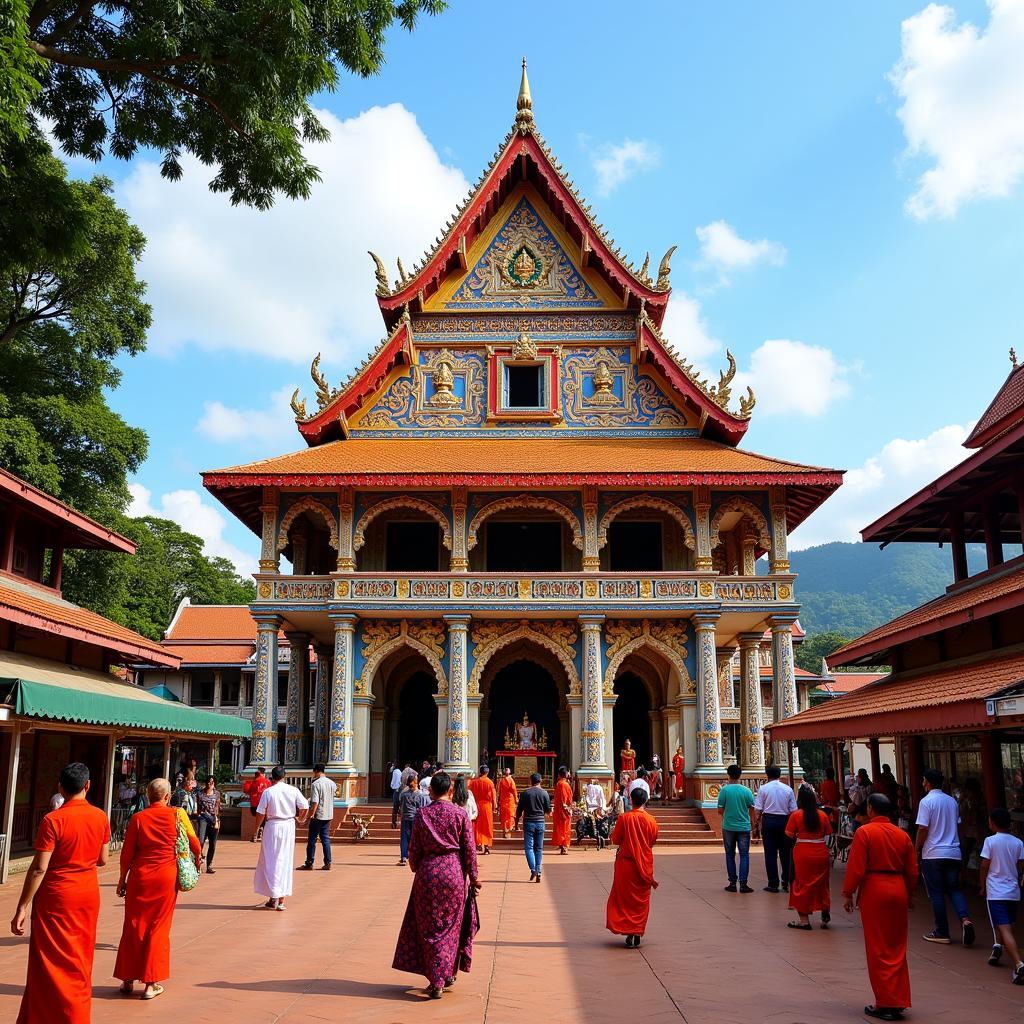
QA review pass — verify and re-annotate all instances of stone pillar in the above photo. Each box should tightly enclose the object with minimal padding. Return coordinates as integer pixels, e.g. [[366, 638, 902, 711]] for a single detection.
[[213, 670, 223, 709], [693, 613, 724, 773], [283, 633, 310, 766], [741, 525, 757, 576], [568, 697, 583, 772], [337, 486, 355, 572], [258, 488, 279, 573], [249, 615, 281, 769], [694, 485, 713, 572], [769, 486, 790, 574], [450, 487, 468, 572], [311, 644, 332, 766], [443, 615, 472, 771], [770, 617, 800, 769], [352, 695, 372, 798], [327, 615, 357, 771], [578, 616, 611, 773], [582, 484, 600, 573], [716, 648, 734, 710], [738, 632, 766, 772]]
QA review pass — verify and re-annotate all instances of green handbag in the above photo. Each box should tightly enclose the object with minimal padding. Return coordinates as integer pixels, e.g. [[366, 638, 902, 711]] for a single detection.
[[175, 812, 200, 892]]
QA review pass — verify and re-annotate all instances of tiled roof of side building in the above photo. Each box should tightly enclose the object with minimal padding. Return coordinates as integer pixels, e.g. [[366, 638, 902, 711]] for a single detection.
[[770, 652, 1024, 741], [166, 605, 258, 641], [161, 643, 255, 665], [0, 580, 178, 666], [964, 361, 1024, 448], [829, 559, 1024, 666], [815, 672, 888, 696]]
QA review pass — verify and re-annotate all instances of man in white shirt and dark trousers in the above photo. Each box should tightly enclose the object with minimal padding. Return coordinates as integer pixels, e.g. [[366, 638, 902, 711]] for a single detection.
[[299, 764, 335, 872], [917, 768, 975, 945], [753, 764, 797, 893], [389, 762, 403, 827]]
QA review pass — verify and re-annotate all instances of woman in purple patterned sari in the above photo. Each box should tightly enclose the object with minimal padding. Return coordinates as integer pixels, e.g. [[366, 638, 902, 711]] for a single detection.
[[393, 771, 482, 998]]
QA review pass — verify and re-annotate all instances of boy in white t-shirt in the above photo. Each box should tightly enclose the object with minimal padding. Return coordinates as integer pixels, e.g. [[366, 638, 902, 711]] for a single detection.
[[980, 807, 1024, 984]]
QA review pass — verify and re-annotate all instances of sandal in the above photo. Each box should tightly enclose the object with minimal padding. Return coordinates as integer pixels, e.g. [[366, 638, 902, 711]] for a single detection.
[[264, 899, 276, 909], [142, 985, 164, 1001], [787, 922, 813, 930], [119, 981, 134, 996]]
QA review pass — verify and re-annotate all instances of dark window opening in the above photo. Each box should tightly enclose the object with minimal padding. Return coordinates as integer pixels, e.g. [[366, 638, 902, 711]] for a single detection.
[[221, 672, 241, 707], [506, 364, 544, 408], [277, 671, 288, 707], [192, 672, 215, 707], [486, 522, 562, 571], [386, 521, 441, 571], [608, 521, 663, 571]]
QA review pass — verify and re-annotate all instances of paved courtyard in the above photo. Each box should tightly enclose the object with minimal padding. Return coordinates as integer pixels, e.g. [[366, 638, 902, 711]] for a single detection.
[[2, 838, 1022, 1024]]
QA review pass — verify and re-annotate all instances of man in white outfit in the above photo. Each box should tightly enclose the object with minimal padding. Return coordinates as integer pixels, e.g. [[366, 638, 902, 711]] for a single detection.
[[253, 765, 309, 910]]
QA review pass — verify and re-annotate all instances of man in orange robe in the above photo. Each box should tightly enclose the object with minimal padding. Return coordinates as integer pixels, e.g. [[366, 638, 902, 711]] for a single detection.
[[552, 766, 574, 853], [606, 787, 659, 947], [843, 793, 918, 1022], [11, 762, 111, 1024], [467, 766, 496, 854], [497, 768, 518, 838]]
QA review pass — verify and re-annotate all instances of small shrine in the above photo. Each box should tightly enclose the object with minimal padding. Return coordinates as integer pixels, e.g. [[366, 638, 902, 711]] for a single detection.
[[498, 711, 555, 787]]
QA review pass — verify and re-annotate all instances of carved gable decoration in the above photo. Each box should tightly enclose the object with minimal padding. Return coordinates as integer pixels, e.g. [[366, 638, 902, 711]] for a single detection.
[[442, 196, 606, 311]]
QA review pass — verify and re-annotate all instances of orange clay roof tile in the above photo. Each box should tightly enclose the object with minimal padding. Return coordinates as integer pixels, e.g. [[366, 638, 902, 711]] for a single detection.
[[162, 643, 254, 665], [167, 606, 257, 641]]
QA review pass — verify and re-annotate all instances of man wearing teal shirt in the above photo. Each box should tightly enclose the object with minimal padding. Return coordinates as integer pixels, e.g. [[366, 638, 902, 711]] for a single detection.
[[717, 763, 756, 893]]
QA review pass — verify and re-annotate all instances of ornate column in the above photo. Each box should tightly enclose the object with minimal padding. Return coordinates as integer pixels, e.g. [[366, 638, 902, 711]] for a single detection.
[[248, 615, 281, 769], [450, 487, 468, 572], [694, 485, 713, 572], [311, 643, 332, 766], [327, 614, 357, 771], [337, 486, 355, 572], [738, 632, 766, 772], [716, 648, 734, 710], [741, 524, 757, 575], [770, 616, 800, 769], [258, 488, 279, 573], [443, 615, 472, 771], [693, 613, 724, 773], [582, 484, 600, 572], [283, 633, 310, 766], [769, 486, 790, 574], [578, 615, 611, 773]]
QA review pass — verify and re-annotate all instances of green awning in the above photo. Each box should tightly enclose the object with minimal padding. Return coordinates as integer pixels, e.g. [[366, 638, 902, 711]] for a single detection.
[[0, 651, 250, 739]]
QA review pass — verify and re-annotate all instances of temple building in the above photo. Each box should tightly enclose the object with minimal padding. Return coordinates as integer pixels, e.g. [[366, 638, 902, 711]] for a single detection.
[[771, 352, 1024, 833], [203, 65, 842, 814]]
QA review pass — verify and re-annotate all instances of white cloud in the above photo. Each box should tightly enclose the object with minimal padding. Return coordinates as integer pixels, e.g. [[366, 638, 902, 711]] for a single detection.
[[695, 220, 786, 282], [890, 0, 1024, 219], [587, 138, 660, 196], [118, 103, 470, 369], [659, 292, 722, 376], [197, 385, 297, 448], [791, 423, 971, 548], [736, 339, 852, 417], [128, 483, 258, 576]]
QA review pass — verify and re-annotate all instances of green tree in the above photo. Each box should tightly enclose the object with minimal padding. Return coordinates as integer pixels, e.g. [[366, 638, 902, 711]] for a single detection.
[[795, 630, 854, 675], [9, 0, 444, 208]]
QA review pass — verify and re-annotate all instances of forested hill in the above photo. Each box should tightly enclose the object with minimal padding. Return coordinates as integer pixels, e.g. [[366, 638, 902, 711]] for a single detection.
[[784, 541, 989, 637]]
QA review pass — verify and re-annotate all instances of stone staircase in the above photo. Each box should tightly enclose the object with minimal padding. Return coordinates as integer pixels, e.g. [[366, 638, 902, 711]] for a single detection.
[[292, 799, 718, 848]]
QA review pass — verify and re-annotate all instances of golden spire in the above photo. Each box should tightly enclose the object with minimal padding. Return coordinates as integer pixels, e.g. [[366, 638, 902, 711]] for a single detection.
[[515, 57, 534, 133]]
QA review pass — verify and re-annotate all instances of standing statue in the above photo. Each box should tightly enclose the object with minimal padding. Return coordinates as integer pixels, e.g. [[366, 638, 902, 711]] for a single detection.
[[620, 738, 636, 779], [514, 712, 538, 750]]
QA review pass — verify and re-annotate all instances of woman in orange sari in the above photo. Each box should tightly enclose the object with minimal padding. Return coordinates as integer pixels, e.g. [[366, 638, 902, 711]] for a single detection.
[[606, 787, 659, 947], [785, 785, 833, 930], [114, 778, 201, 1000], [497, 769, 518, 839], [552, 766, 574, 854]]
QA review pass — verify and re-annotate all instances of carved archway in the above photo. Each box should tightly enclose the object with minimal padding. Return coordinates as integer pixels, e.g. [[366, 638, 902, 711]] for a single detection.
[[276, 496, 339, 553], [597, 494, 695, 550], [709, 496, 772, 553], [467, 496, 583, 551], [353, 497, 452, 552], [468, 621, 581, 696], [603, 635, 694, 698], [356, 626, 448, 698]]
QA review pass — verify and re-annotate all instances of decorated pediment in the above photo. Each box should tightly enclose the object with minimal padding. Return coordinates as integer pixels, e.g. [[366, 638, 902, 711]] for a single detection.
[[427, 191, 620, 312]]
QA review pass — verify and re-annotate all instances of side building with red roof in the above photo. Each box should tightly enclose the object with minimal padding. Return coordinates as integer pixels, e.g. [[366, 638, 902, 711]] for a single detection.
[[0, 468, 249, 883], [770, 353, 1024, 832]]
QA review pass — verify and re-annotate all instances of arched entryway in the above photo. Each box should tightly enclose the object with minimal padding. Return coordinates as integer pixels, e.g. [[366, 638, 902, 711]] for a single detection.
[[613, 671, 651, 773], [397, 670, 439, 767], [372, 648, 442, 784], [486, 658, 563, 762]]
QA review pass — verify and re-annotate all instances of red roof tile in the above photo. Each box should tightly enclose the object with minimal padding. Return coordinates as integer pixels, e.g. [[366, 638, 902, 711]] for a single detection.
[[163, 643, 254, 665], [166, 606, 256, 641], [965, 362, 1024, 448], [816, 672, 887, 696]]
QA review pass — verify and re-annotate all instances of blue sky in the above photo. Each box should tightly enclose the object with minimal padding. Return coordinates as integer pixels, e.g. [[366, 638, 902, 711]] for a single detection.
[[70, 0, 1024, 572]]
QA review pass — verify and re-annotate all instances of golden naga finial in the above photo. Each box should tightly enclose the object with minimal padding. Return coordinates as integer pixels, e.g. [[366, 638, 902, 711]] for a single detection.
[[1011, 346, 1019, 368], [711, 349, 737, 408], [638, 252, 651, 285], [310, 353, 333, 410], [655, 245, 677, 290], [289, 388, 307, 420], [396, 257, 408, 289], [368, 251, 390, 296], [739, 386, 756, 417], [515, 57, 534, 133]]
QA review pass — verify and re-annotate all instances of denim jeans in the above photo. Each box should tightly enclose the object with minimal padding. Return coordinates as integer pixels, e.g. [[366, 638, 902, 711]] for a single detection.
[[305, 817, 331, 867], [391, 789, 401, 827], [400, 818, 415, 861], [524, 820, 545, 875], [760, 813, 792, 888], [722, 828, 751, 884], [197, 815, 218, 868], [921, 857, 970, 937]]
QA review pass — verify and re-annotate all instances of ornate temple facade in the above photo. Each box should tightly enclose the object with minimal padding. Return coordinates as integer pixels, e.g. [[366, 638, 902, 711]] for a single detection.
[[203, 66, 842, 808]]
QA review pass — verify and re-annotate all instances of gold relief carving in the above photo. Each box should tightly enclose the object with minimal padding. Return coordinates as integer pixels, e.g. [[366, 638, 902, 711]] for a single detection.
[[427, 350, 460, 406], [598, 495, 695, 551], [704, 782, 722, 800], [709, 497, 772, 554], [452, 580, 465, 598], [397, 579, 410, 599], [276, 496, 340, 554], [698, 581, 714, 598], [511, 332, 538, 359], [408, 620, 446, 659], [531, 619, 579, 659], [258, 582, 272, 599], [518, 579, 530, 600], [467, 495, 583, 551], [603, 619, 694, 696], [334, 580, 350, 598], [588, 360, 618, 405], [356, 619, 447, 699], [353, 497, 452, 552], [778, 584, 792, 600], [360, 620, 401, 661], [584, 580, 598, 598], [640, 579, 653, 599], [469, 618, 581, 696]]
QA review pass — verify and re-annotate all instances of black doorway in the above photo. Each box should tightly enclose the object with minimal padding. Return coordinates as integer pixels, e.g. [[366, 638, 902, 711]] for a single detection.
[[613, 672, 651, 772], [486, 522, 562, 571], [487, 659, 562, 762], [397, 670, 439, 766]]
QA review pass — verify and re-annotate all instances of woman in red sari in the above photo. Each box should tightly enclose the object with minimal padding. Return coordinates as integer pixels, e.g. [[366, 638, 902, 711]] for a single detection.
[[672, 746, 685, 800], [114, 778, 201, 1000], [393, 772, 482, 999], [606, 787, 659, 947], [785, 785, 833, 930]]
